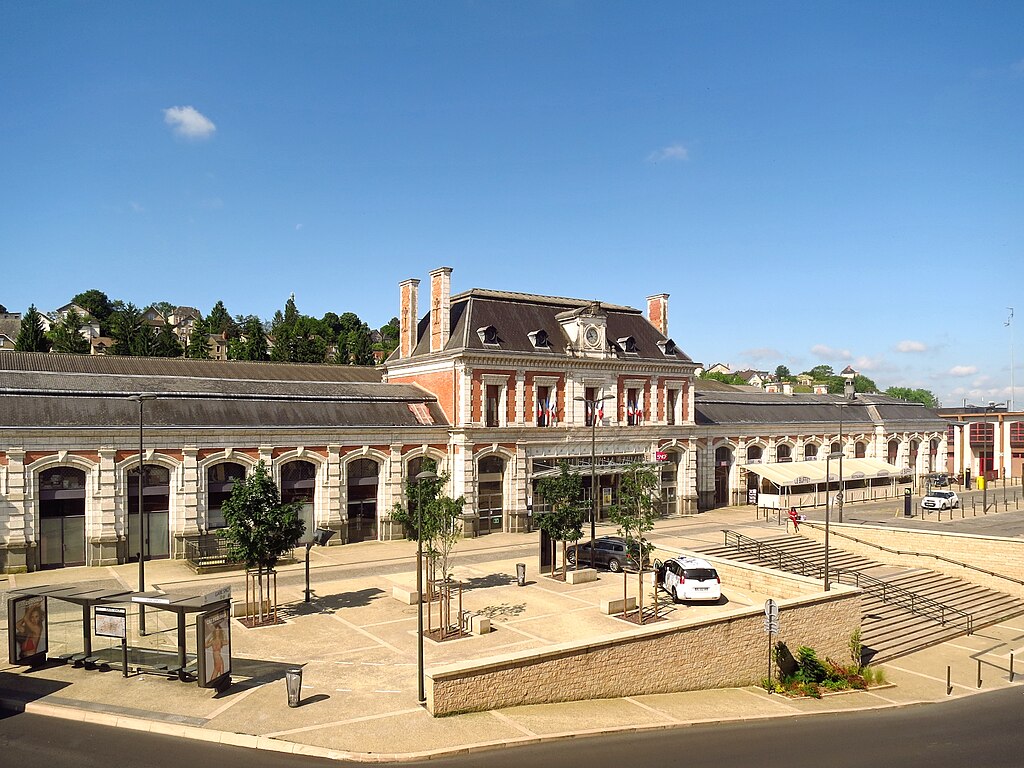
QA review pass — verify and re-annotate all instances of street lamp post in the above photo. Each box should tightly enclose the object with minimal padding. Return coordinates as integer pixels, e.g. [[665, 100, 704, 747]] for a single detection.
[[574, 394, 613, 570], [128, 393, 157, 635], [983, 404, 997, 513], [414, 469, 437, 706]]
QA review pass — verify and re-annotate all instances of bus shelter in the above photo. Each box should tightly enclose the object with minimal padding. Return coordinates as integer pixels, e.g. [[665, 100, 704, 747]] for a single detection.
[[7, 585, 232, 690]]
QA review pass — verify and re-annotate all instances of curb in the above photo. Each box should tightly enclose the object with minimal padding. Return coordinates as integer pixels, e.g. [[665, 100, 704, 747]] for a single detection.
[[0, 687, 946, 764]]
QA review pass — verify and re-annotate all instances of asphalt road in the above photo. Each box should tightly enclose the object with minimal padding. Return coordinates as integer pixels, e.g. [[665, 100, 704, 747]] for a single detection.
[[3, 687, 1023, 768]]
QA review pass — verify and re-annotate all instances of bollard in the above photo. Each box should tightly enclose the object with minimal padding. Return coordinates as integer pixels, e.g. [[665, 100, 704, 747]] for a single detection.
[[978, 659, 982, 688], [1011, 652, 1015, 682], [516, 562, 526, 587], [285, 668, 302, 708], [946, 665, 952, 695]]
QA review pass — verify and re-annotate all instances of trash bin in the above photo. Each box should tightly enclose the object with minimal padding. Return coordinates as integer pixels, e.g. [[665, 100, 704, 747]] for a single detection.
[[285, 668, 302, 708], [516, 563, 526, 587]]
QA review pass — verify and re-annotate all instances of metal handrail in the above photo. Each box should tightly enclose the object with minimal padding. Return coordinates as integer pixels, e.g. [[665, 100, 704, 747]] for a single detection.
[[722, 530, 974, 635], [802, 523, 1024, 588]]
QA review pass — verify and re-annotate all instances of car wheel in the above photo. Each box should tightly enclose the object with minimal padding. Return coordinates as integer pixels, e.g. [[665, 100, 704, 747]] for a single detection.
[[567, 551, 576, 566], [954, 501, 960, 509], [672, 585, 682, 604], [608, 558, 622, 573]]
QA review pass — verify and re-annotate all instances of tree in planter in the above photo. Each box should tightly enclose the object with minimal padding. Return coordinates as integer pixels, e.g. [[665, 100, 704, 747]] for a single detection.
[[219, 460, 305, 624], [535, 461, 586, 579], [390, 462, 466, 637], [608, 462, 660, 622]]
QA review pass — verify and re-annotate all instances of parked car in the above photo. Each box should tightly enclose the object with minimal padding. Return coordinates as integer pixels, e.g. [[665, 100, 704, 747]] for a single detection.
[[921, 490, 960, 510], [565, 536, 649, 572], [930, 474, 950, 487], [655, 557, 722, 603]]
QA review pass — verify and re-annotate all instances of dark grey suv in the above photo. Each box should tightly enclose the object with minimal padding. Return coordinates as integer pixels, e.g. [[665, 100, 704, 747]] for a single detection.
[[565, 536, 649, 572]]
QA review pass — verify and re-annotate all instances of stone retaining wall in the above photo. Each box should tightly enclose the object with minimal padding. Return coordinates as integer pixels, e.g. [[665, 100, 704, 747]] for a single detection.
[[426, 583, 860, 716], [800, 522, 1024, 599]]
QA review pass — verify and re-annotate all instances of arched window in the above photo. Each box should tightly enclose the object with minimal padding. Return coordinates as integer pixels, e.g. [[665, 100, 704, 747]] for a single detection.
[[347, 458, 379, 543], [127, 464, 171, 560], [777, 444, 792, 463], [38, 467, 87, 568], [207, 462, 246, 530], [855, 441, 867, 458], [281, 460, 317, 544], [887, 440, 900, 465], [830, 442, 842, 456], [746, 445, 763, 463], [477, 456, 505, 535], [804, 443, 818, 461]]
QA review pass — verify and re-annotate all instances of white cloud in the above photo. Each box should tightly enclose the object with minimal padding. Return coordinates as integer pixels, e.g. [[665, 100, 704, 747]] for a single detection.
[[895, 340, 927, 353], [948, 365, 978, 377], [810, 344, 852, 361], [163, 106, 216, 139], [854, 355, 888, 372], [647, 143, 689, 163], [740, 347, 783, 361], [129, 201, 145, 213], [295, 223, 304, 231]]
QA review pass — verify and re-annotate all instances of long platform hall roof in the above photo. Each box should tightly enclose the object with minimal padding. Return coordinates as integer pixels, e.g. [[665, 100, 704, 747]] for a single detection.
[[0, 351, 448, 430], [744, 458, 909, 488]]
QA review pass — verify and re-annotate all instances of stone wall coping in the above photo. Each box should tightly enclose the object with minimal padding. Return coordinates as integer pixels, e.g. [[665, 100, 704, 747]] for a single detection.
[[653, 544, 826, 590], [426, 585, 858, 683], [805, 521, 1024, 547]]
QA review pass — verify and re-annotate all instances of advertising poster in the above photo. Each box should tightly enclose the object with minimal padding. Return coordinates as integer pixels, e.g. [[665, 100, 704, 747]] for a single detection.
[[197, 606, 231, 688], [9, 595, 48, 664]]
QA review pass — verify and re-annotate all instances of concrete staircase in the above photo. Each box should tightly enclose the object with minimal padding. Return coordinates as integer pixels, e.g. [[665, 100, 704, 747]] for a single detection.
[[698, 533, 1024, 663]]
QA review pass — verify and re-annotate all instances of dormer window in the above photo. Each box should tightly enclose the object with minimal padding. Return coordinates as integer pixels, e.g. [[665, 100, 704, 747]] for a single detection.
[[528, 329, 551, 349], [657, 339, 678, 356], [617, 336, 638, 355], [477, 325, 500, 346]]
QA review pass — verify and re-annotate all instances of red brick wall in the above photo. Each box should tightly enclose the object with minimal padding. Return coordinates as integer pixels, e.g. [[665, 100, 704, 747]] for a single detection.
[[390, 369, 457, 425]]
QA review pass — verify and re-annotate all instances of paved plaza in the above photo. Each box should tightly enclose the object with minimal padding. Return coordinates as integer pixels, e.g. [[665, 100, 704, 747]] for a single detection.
[[2, 504, 1023, 761]]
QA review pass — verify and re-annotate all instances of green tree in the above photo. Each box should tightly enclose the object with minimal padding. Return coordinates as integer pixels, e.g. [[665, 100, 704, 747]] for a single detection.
[[775, 365, 792, 380], [149, 301, 175, 318], [535, 461, 586, 578], [885, 387, 939, 408], [70, 289, 114, 329], [206, 300, 237, 338], [48, 309, 90, 354], [391, 461, 466, 582], [219, 460, 306, 624], [186, 319, 211, 359], [240, 316, 269, 361], [608, 462, 659, 618], [701, 370, 745, 385], [153, 322, 183, 357], [348, 323, 374, 365], [807, 365, 835, 380], [15, 305, 51, 352], [109, 303, 153, 356]]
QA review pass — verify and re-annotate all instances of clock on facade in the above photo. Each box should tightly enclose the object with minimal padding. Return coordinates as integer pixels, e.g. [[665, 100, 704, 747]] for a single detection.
[[584, 325, 600, 347]]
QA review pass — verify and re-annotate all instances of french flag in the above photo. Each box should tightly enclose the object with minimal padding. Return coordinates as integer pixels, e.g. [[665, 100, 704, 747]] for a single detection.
[[596, 400, 604, 420]]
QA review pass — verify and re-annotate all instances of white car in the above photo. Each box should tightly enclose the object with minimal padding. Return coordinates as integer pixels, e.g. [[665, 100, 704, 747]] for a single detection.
[[656, 557, 722, 603], [921, 491, 960, 510]]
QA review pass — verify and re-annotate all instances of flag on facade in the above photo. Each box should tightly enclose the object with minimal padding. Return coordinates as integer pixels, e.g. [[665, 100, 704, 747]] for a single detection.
[[597, 400, 604, 420]]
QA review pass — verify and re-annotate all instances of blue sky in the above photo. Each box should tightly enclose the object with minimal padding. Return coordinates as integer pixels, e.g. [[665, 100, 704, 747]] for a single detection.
[[2, 1, 1022, 407]]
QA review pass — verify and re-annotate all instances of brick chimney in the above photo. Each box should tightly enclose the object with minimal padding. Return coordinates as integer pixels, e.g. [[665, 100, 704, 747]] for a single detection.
[[398, 278, 420, 359], [646, 293, 669, 336], [429, 267, 453, 353]]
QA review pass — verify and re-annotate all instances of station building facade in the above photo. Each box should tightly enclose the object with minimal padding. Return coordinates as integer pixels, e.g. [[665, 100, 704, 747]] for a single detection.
[[0, 266, 949, 572]]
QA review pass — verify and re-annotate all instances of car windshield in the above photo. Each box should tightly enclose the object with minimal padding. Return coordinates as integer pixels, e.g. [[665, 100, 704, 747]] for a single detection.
[[929, 492, 953, 499]]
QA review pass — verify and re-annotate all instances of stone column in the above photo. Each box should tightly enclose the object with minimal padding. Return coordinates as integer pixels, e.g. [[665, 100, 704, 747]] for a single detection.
[[515, 370, 526, 425], [91, 449, 119, 566], [0, 450, 30, 572]]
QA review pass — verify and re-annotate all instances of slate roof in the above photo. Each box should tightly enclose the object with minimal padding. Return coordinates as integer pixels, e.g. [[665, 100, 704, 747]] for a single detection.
[[0, 351, 447, 430], [400, 289, 694, 364], [693, 382, 946, 430]]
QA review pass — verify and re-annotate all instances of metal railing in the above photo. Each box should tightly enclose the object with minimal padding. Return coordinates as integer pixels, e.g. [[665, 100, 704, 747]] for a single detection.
[[804, 524, 1024, 589], [183, 535, 238, 570], [722, 530, 974, 635]]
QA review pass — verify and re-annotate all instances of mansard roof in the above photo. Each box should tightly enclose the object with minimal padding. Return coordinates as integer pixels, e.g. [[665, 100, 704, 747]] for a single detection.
[[0, 351, 448, 430], [402, 289, 694, 364]]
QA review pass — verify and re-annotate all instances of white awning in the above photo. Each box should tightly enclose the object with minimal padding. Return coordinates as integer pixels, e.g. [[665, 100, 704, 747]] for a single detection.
[[743, 458, 908, 488]]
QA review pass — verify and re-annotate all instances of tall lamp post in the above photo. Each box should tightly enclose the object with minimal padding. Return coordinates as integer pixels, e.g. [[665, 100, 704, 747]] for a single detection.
[[414, 469, 437, 706], [128, 393, 157, 635], [835, 401, 849, 523], [574, 394, 613, 570]]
